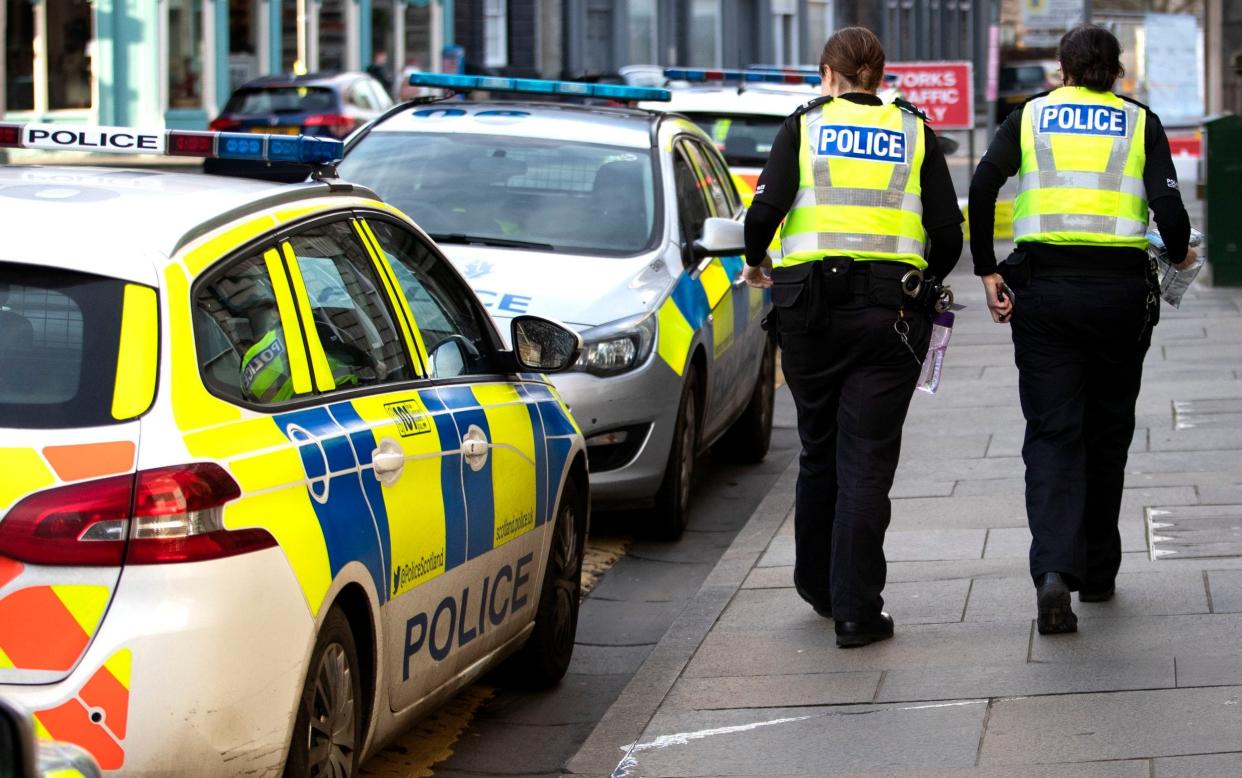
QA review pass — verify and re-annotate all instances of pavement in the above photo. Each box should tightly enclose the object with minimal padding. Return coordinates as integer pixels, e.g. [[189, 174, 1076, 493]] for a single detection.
[[565, 219, 1242, 777]]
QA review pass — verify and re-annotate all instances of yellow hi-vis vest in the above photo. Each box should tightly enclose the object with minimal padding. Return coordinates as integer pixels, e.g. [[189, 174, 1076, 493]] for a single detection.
[[779, 99, 927, 268], [1014, 86, 1148, 248]]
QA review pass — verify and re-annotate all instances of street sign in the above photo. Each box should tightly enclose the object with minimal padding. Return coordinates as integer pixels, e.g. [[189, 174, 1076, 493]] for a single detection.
[[886, 61, 975, 130], [1021, 0, 1084, 48]]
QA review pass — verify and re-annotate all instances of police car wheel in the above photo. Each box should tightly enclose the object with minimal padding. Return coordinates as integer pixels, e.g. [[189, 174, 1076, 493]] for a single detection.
[[713, 339, 775, 464], [507, 478, 586, 687], [648, 368, 700, 540], [285, 608, 363, 778]]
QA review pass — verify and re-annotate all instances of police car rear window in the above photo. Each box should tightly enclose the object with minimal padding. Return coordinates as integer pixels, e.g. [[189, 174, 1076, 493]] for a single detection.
[[687, 114, 783, 165], [223, 86, 338, 115], [340, 133, 660, 257], [0, 263, 126, 429]]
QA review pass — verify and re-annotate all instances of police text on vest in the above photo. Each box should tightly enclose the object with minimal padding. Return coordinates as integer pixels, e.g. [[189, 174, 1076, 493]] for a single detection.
[[816, 125, 907, 163], [1037, 104, 1128, 137]]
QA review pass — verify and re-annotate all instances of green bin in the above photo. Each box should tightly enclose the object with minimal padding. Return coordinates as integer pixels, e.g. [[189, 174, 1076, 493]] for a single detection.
[[1205, 114, 1242, 286]]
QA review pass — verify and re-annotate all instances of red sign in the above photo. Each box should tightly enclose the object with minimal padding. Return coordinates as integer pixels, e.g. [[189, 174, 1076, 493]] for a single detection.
[[886, 61, 975, 130]]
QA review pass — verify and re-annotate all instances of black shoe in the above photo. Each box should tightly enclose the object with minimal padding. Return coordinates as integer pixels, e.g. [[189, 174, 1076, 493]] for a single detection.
[[835, 612, 894, 648], [1036, 573, 1078, 634], [1079, 586, 1115, 603], [794, 581, 833, 619]]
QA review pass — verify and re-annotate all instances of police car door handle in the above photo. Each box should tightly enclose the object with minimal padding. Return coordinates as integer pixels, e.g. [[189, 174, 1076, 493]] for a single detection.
[[372, 438, 406, 486], [462, 424, 489, 472]]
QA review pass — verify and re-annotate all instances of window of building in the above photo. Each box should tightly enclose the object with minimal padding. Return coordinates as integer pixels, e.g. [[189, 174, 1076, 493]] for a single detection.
[[807, 0, 834, 59], [168, 0, 204, 109], [4, 0, 34, 110], [319, 0, 347, 72], [687, 0, 718, 67], [628, 0, 656, 64], [228, 0, 260, 91], [47, 0, 92, 110], [281, 0, 299, 72], [484, 0, 508, 68]]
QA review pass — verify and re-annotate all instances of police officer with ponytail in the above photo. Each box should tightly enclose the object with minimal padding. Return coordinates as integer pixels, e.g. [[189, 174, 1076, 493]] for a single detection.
[[969, 25, 1194, 635], [744, 27, 963, 647]]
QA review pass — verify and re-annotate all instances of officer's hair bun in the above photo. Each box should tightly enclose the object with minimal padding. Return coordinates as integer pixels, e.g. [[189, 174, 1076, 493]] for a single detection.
[[1058, 25, 1125, 91], [820, 27, 886, 93]]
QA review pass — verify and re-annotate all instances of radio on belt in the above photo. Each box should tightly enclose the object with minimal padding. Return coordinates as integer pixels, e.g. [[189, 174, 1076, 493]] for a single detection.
[[0, 121, 344, 165]]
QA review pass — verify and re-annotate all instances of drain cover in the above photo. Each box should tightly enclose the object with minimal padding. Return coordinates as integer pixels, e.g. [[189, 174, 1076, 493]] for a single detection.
[[1173, 399, 1242, 430], [1147, 505, 1242, 560]]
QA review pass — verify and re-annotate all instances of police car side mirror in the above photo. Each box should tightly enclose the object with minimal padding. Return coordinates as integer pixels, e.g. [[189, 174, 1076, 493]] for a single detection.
[[693, 217, 745, 259], [0, 697, 37, 778], [510, 316, 583, 373]]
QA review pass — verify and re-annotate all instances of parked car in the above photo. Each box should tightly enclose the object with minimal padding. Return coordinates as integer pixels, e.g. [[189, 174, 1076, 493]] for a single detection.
[[205, 72, 393, 179], [996, 60, 1060, 122]]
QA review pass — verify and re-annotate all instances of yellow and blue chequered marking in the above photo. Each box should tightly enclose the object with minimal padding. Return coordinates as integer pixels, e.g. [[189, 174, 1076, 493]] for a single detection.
[[656, 255, 768, 375]]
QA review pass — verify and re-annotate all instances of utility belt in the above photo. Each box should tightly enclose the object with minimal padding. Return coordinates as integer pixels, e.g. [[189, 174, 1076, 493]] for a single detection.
[[766, 257, 952, 336], [998, 246, 1151, 287]]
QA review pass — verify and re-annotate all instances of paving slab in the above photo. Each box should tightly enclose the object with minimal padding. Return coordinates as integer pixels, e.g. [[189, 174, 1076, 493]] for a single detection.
[[567, 644, 653, 677], [626, 528, 738, 564], [716, 580, 970, 631], [478, 673, 632, 726], [966, 570, 1209, 622], [889, 494, 1029, 531], [574, 599, 687, 647], [587, 557, 714, 603], [835, 763, 1150, 778], [616, 701, 987, 777], [1207, 569, 1242, 612], [1154, 752, 1242, 777], [978, 686, 1242, 765], [1174, 653, 1242, 687], [876, 656, 1173, 703], [664, 671, 882, 711], [1028, 613, 1242, 663], [685, 620, 1031, 678], [757, 529, 987, 566]]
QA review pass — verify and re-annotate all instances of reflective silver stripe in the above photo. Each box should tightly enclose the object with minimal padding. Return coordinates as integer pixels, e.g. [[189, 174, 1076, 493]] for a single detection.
[[887, 111, 919, 192], [792, 187, 921, 212], [804, 110, 834, 196], [1013, 213, 1148, 238], [1018, 170, 1146, 199], [782, 230, 925, 257]]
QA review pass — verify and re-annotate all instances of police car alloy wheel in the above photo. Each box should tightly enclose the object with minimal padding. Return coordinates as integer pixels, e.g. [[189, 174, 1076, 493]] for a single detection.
[[507, 478, 586, 687], [286, 608, 362, 778]]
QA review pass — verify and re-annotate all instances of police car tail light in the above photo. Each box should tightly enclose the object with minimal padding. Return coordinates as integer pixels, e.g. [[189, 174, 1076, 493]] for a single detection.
[[207, 117, 241, 132], [125, 463, 275, 565], [0, 474, 135, 566], [0, 463, 274, 567]]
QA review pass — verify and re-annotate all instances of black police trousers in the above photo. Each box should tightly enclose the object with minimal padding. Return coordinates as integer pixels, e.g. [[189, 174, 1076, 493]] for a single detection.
[[1010, 271, 1155, 591], [777, 299, 929, 623]]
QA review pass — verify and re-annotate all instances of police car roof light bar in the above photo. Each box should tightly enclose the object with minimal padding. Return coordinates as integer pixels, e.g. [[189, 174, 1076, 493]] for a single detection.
[[663, 67, 822, 87], [0, 122, 344, 166], [407, 72, 672, 102]]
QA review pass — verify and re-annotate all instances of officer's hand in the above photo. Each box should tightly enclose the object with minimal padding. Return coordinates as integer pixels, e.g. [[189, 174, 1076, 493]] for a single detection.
[[982, 273, 1013, 324], [743, 259, 774, 289], [1174, 247, 1198, 271]]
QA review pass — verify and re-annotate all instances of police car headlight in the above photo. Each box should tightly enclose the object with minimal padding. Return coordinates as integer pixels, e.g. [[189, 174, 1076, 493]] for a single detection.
[[575, 314, 657, 377]]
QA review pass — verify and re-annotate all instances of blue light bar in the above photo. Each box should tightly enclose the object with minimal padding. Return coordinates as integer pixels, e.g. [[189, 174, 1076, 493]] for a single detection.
[[0, 121, 344, 164], [663, 67, 821, 87], [407, 72, 672, 102]]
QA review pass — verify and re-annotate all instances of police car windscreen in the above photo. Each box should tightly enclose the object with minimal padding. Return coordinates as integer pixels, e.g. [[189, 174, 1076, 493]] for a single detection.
[[0, 263, 129, 429], [686, 114, 781, 166], [222, 86, 338, 115], [340, 133, 659, 256]]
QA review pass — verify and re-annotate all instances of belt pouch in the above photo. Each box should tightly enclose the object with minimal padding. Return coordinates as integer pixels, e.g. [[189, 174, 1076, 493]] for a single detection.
[[821, 255, 854, 304], [769, 262, 820, 334], [998, 249, 1030, 288]]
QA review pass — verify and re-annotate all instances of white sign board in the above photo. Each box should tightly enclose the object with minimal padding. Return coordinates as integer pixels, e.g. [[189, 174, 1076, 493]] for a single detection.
[[1144, 13, 1203, 126], [1021, 0, 1084, 48]]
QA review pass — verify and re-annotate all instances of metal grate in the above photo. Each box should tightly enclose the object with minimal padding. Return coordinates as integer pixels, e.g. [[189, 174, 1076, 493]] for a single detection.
[[1146, 504, 1242, 560]]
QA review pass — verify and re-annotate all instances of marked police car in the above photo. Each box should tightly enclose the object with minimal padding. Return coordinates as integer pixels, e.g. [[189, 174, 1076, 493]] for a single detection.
[[0, 124, 589, 776], [339, 75, 776, 538]]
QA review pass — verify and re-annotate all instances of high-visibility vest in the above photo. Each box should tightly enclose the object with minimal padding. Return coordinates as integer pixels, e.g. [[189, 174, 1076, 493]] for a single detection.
[[779, 98, 926, 268], [1013, 86, 1148, 248], [241, 330, 294, 404]]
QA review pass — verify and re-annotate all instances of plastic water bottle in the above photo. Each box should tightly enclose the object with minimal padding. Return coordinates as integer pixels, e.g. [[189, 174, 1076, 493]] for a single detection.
[[916, 311, 954, 395]]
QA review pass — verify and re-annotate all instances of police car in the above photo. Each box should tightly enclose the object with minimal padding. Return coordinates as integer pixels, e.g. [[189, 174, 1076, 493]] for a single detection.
[[0, 125, 589, 776], [338, 75, 776, 538]]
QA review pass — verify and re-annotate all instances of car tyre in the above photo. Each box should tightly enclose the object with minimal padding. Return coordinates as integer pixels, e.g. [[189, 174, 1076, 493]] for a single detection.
[[507, 478, 587, 687], [285, 607, 363, 778], [647, 367, 700, 540], [713, 339, 775, 464]]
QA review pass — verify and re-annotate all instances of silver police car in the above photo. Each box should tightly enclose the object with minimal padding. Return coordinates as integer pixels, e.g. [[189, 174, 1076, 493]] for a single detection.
[[340, 75, 775, 538]]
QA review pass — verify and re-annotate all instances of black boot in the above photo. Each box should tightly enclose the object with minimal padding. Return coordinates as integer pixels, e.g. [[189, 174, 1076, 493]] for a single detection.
[[835, 612, 894, 648], [1036, 573, 1078, 634], [794, 579, 833, 619]]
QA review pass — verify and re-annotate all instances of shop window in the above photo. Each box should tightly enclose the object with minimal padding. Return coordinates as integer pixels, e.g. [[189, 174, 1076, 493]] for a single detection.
[[4, 0, 34, 110], [628, 0, 656, 64], [319, 0, 347, 72], [228, 0, 259, 91], [281, 0, 299, 72], [47, 0, 92, 110], [484, 0, 507, 68], [687, 0, 717, 67], [168, 0, 204, 109]]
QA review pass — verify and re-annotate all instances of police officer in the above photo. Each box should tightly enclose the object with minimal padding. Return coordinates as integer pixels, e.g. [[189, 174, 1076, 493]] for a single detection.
[[744, 26, 963, 648], [969, 25, 1194, 634]]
